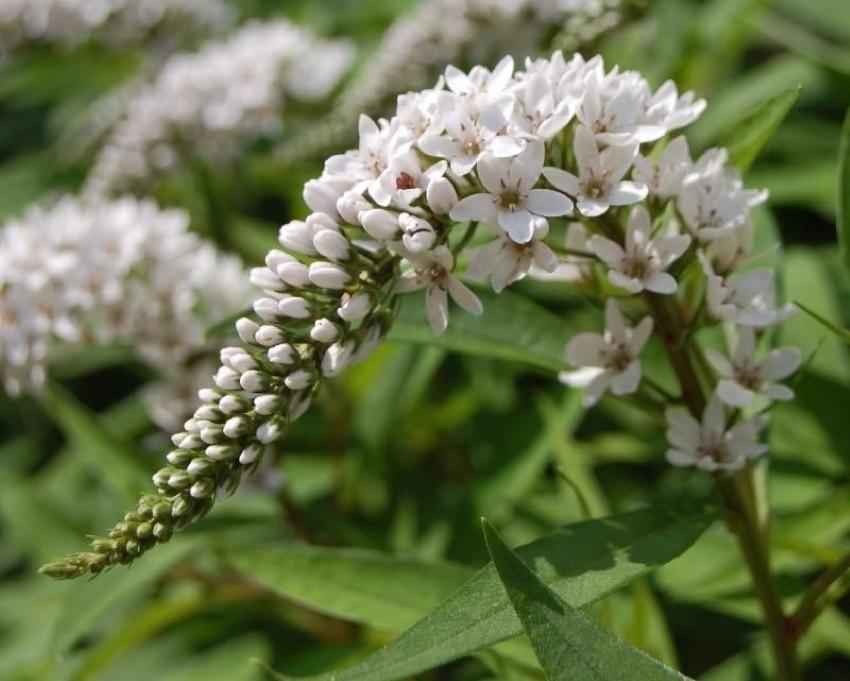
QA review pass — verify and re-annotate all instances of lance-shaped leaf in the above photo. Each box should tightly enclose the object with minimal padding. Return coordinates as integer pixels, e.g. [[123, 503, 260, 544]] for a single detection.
[[482, 519, 693, 680], [838, 107, 850, 274], [265, 507, 714, 681]]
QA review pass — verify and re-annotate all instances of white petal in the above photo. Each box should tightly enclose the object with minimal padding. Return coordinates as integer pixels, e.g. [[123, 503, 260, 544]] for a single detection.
[[667, 448, 697, 467], [609, 181, 649, 206], [526, 189, 572, 217], [705, 349, 733, 378], [447, 277, 483, 315], [477, 154, 509, 195], [604, 299, 626, 340], [608, 271, 644, 294], [582, 371, 612, 406], [645, 271, 678, 294], [426, 285, 449, 335], [717, 379, 754, 407], [542, 167, 580, 195], [566, 332, 606, 367], [762, 383, 794, 401], [589, 235, 624, 266], [576, 197, 609, 217], [630, 316, 654, 352], [450, 193, 496, 222], [612, 361, 641, 395], [559, 365, 605, 388], [498, 208, 535, 243], [759, 347, 802, 380]]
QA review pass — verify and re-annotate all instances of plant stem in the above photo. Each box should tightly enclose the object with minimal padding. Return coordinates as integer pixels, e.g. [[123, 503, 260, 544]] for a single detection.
[[642, 288, 800, 681], [790, 550, 850, 638]]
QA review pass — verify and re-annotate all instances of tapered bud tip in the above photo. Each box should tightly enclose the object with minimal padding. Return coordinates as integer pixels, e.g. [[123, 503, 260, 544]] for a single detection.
[[39, 554, 97, 579]]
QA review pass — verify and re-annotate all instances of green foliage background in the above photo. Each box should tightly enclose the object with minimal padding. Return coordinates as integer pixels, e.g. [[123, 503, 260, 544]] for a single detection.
[[1, 0, 849, 679]]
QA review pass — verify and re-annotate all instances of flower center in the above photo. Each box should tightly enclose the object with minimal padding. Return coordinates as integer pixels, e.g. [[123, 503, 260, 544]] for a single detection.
[[463, 138, 482, 157], [605, 343, 632, 372], [583, 176, 608, 199], [395, 172, 418, 191], [624, 256, 649, 280]]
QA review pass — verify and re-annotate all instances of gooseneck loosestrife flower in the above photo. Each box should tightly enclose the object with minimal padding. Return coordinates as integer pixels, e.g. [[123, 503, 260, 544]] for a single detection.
[[42, 56, 801, 681]]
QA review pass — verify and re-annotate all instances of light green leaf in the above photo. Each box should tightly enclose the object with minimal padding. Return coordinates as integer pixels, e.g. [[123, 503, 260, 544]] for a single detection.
[[794, 301, 850, 345], [229, 545, 473, 632], [723, 86, 800, 172], [266, 507, 714, 681], [388, 289, 570, 373], [482, 520, 691, 680], [838, 107, 850, 273]]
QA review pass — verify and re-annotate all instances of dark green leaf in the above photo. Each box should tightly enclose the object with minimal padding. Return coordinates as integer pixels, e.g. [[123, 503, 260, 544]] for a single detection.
[[482, 520, 691, 680], [229, 545, 473, 632], [723, 86, 801, 172], [388, 289, 570, 373], [266, 507, 714, 681]]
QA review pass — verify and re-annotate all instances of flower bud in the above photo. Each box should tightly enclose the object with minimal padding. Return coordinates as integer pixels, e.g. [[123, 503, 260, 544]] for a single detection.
[[254, 394, 282, 414], [266, 249, 295, 271], [313, 229, 350, 262], [278, 295, 312, 319], [322, 340, 354, 377], [268, 343, 295, 364], [284, 369, 313, 390], [257, 418, 284, 444], [166, 449, 194, 466], [337, 190, 371, 225], [426, 177, 458, 214], [309, 261, 350, 289], [206, 443, 240, 461], [239, 444, 262, 464], [253, 297, 280, 322], [223, 415, 252, 438], [168, 471, 192, 489], [240, 370, 270, 393], [279, 220, 316, 255], [193, 404, 222, 422], [337, 291, 371, 321], [213, 366, 242, 391], [229, 352, 258, 374], [277, 261, 310, 287], [310, 318, 339, 343], [235, 318, 260, 344], [187, 458, 215, 476], [250, 267, 285, 291], [304, 179, 346, 219], [359, 208, 399, 240], [200, 425, 225, 444], [219, 394, 251, 414], [255, 324, 285, 347], [399, 213, 436, 252], [190, 479, 215, 499]]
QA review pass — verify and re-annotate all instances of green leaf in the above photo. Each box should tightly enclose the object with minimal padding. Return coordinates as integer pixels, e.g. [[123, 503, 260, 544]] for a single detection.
[[228, 545, 473, 632], [838, 107, 850, 273], [723, 86, 801, 172], [794, 301, 850, 345], [266, 507, 714, 681], [482, 519, 692, 680], [388, 289, 570, 373]]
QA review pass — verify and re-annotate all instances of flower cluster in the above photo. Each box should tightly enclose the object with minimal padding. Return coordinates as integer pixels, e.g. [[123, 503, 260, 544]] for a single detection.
[[42, 50, 799, 578], [0, 196, 252, 429], [277, 0, 630, 166], [0, 0, 233, 52], [85, 20, 355, 196]]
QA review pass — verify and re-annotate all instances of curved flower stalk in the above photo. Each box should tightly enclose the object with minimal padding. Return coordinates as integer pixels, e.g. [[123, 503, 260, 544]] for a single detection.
[[276, 0, 635, 167], [0, 196, 252, 430], [42, 54, 802, 680], [83, 20, 355, 197], [0, 0, 233, 53]]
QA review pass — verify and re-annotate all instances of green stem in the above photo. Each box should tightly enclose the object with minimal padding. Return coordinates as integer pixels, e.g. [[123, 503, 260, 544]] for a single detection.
[[790, 550, 850, 638], [643, 287, 800, 681]]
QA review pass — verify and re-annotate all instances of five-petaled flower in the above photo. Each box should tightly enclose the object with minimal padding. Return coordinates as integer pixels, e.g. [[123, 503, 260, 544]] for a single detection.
[[590, 205, 691, 294], [665, 397, 767, 472], [543, 125, 647, 217], [559, 299, 653, 406]]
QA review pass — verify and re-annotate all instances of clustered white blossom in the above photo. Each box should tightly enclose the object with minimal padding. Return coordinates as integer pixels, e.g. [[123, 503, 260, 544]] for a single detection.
[[85, 20, 355, 196], [277, 0, 629, 166], [0, 0, 233, 52], [0, 196, 252, 429], [43, 50, 801, 578]]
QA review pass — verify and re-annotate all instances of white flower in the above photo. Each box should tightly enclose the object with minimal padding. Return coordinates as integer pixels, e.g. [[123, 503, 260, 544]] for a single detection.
[[665, 397, 768, 472], [398, 213, 437, 252], [378, 150, 447, 210], [511, 71, 575, 140], [631, 136, 691, 201], [642, 80, 706, 133], [543, 125, 647, 217], [589, 205, 690, 294], [467, 217, 557, 292], [677, 152, 767, 242], [559, 299, 653, 406], [418, 104, 523, 176], [706, 327, 801, 407], [700, 253, 793, 327], [393, 244, 483, 335], [577, 72, 666, 146], [449, 141, 572, 243]]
